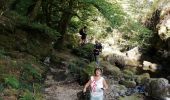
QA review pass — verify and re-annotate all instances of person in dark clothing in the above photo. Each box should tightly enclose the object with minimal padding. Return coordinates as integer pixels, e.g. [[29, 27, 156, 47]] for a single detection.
[[79, 26, 87, 45], [93, 41, 102, 65]]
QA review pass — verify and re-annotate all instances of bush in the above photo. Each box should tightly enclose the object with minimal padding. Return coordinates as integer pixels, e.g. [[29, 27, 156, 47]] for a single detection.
[[68, 60, 94, 85], [72, 43, 94, 59]]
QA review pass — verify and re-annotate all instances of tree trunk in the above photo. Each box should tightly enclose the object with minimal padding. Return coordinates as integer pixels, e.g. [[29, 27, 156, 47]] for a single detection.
[[42, 0, 53, 26], [57, 0, 74, 46]]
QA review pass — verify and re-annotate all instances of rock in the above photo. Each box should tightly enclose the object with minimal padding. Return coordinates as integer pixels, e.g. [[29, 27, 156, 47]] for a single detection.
[[44, 56, 50, 66], [121, 80, 137, 88], [143, 61, 161, 72], [106, 84, 127, 98], [123, 69, 134, 81], [142, 61, 152, 70], [100, 61, 121, 78], [46, 75, 53, 80], [136, 73, 150, 85], [125, 59, 140, 67], [147, 78, 169, 99], [126, 47, 141, 61], [107, 53, 125, 68], [158, 25, 167, 40]]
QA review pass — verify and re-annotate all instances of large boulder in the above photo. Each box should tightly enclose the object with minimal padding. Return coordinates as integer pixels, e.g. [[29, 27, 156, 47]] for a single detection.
[[146, 78, 169, 99], [142, 61, 162, 72], [104, 48, 141, 69], [126, 47, 141, 61], [105, 84, 127, 99], [107, 53, 126, 68]]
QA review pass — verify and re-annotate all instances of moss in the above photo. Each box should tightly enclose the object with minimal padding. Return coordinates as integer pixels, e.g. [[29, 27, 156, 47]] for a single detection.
[[101, 61, 121, 78], [121, 80, 136, 88], [136, 73, 150, 85], [123, 69, 134, 80]]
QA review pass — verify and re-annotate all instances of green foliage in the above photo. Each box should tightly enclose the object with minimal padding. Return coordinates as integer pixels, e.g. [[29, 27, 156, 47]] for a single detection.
[[69, 63, 81, 74], [29, 22, 61, 39], [7, 11, 60, 40], [19, 83, 44, 100], [72, 43, 94, 59], [84, 62, 96, 76], [82, 0, 125, 28], [15, 0, 34, 15], [4, 75, 19, 89], [19, 90, 34, 100], [21, 63, 42, 82], [79, 0, 153, 48], [120, 20, 153, 48], [20, 81, 33, 92]]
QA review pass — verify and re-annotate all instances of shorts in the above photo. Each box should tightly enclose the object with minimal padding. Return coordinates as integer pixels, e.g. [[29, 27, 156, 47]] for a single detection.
[[90, 94, 103, 100]]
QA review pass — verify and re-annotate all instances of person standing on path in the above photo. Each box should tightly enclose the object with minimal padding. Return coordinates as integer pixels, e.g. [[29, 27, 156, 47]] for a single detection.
[[93, 41, 102, 65], [79, 26, 87, 45], [83, 68, 108, 100]]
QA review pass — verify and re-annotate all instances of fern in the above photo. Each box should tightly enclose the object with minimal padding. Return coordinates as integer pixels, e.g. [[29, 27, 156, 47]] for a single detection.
[[4, 75, 19, 89]]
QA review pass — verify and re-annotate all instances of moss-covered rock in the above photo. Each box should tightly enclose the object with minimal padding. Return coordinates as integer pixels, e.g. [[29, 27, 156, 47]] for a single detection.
[[148, 78, 169, 99], [136, 73, 150, 85], [100, 61, 121, 78], [122, 69, 134, 81], [108, 53, 125, 68], [121, 80, 136, 88]]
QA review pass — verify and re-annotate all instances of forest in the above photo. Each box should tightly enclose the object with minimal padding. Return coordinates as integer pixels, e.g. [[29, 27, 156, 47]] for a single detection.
[[0, 0, 170, 100]]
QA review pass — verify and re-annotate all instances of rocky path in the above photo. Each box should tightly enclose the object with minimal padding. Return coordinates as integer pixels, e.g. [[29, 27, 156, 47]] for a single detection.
[[45, 82, 82, 100], [44, 69, 83, 100]]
